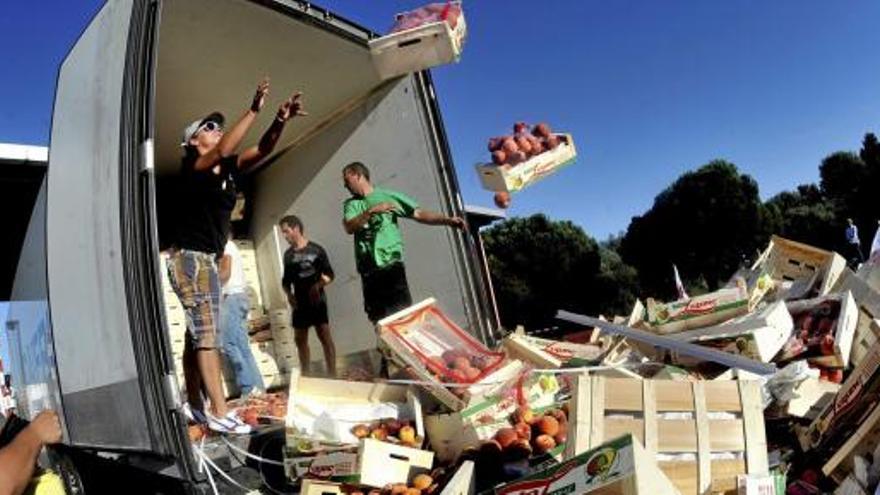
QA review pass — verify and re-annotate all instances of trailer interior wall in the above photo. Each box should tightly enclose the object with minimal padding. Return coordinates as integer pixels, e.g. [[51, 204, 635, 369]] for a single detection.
[[155, 0, 474, 359], [249, 78, 471, 357]]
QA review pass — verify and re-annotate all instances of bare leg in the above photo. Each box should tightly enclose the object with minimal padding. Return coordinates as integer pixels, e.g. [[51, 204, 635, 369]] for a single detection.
[[295, 327, 311, 375], [182, 337, 204, 411], [315, 323, 337, 377], [197, 348, 228, 417]]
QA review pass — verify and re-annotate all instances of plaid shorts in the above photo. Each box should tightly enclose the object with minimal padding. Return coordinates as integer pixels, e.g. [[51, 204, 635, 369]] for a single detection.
[[166, 249, 220, 349]]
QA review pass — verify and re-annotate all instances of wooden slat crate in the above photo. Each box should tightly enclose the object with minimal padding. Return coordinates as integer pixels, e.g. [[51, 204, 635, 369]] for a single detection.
[[566, 376, 768, 495], [833, 269, 880, 367], [750, 235, 846, 298], [368, 5, 467, 80], [822, 404, 880, 483]]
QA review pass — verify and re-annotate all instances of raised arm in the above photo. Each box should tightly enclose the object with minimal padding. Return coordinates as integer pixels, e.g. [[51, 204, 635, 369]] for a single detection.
[[193, 78, 269, 172], [238, 91, 308, 171], [412, 208, 466, 230]]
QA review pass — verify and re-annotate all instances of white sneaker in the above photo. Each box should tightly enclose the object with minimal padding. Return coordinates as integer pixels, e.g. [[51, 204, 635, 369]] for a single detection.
[[206, 411, 252, 435]]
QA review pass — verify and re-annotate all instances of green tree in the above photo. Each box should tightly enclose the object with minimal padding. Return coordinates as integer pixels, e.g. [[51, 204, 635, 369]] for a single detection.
[[619, 160, 773, 298], [765, 184, 839, 252], [483, 214, 606, 330]]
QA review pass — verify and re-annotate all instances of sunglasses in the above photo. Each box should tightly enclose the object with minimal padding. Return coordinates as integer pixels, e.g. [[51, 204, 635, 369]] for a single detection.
[[197, 121, 222, 134]]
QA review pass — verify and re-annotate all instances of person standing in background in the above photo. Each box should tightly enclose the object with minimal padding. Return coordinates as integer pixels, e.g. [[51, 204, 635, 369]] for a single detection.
[[280, 215, 338, 377], [218, 234, 265, 397], [846, 218, 864, 267]]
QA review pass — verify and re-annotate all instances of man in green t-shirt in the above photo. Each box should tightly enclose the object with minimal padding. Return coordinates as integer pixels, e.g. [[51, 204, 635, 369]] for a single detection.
[[342, 162, 466, 324]]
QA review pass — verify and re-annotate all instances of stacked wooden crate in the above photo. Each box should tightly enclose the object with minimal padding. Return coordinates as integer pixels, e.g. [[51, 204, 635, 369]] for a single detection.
[[159, 261, 188, 391], [270, 308, 299, 374], [235, 240, 285, 389]]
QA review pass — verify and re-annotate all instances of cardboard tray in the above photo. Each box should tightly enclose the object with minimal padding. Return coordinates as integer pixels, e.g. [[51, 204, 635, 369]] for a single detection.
[[476, 134, 577, 193]]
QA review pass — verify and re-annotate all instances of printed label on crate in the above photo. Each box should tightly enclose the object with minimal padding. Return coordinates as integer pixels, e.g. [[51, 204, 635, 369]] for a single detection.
[[291, 452, 360, 483], [514, 335, 603, 366], [494, 435, 634, 495], [647, 280, 749, 332]]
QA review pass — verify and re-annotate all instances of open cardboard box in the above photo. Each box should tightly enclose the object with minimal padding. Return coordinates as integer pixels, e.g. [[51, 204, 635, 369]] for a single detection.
[[284, 369, 425, 455], [476, 134, 577, 194], [668, 300, 793, 363]]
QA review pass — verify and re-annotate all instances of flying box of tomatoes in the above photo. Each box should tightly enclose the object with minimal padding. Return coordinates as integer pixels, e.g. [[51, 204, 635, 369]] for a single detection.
[[476, 121, 578, 194]]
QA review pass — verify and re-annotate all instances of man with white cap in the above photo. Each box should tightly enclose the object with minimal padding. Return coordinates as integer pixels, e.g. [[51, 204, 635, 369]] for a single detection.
[[164, 78, 306, 434]]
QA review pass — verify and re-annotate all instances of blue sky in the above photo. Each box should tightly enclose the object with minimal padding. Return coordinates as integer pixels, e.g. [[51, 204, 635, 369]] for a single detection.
[[1, 1, 879, 241]]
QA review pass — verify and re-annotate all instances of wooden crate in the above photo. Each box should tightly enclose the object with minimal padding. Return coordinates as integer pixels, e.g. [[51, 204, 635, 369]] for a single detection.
[[668, 300, 792, 363], [378, 298, 521, 411], [786, 291, 858, 369], [476, 134, 577, 194], [284, 369, 424, 454], [645, 280, 750, 335], [502, 330, 604, 368], [491, 434, 681, 495], [424, 371, 565, 463], [833, 269, 880, 367], [369, 8, 467, 80], [800, 336, 880, 454], [750, 235, 846, 298], [565, 376, 768, 495], [823, 404, 880, 483]]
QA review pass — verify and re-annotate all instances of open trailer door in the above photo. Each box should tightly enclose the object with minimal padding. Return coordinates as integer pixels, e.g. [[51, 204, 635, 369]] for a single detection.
[[42, 0, 183, 456]]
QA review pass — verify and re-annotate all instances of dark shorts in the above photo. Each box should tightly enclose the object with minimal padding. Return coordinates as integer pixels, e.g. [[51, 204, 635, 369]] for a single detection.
[[292, 301, 330, 329], [362, 263, 413, 324]]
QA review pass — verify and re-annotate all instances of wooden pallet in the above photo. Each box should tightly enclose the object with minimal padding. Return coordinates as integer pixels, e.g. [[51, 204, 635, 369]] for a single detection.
[[565, 376, 768, 495]]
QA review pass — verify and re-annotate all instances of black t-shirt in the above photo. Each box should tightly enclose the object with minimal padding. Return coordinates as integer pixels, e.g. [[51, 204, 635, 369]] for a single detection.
[[282, 242, 334, 307], [169, 153, 240, 255]]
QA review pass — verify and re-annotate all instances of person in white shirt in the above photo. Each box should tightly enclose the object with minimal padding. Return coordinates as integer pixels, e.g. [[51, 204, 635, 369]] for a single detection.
[[218, 236, 265, 396]]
